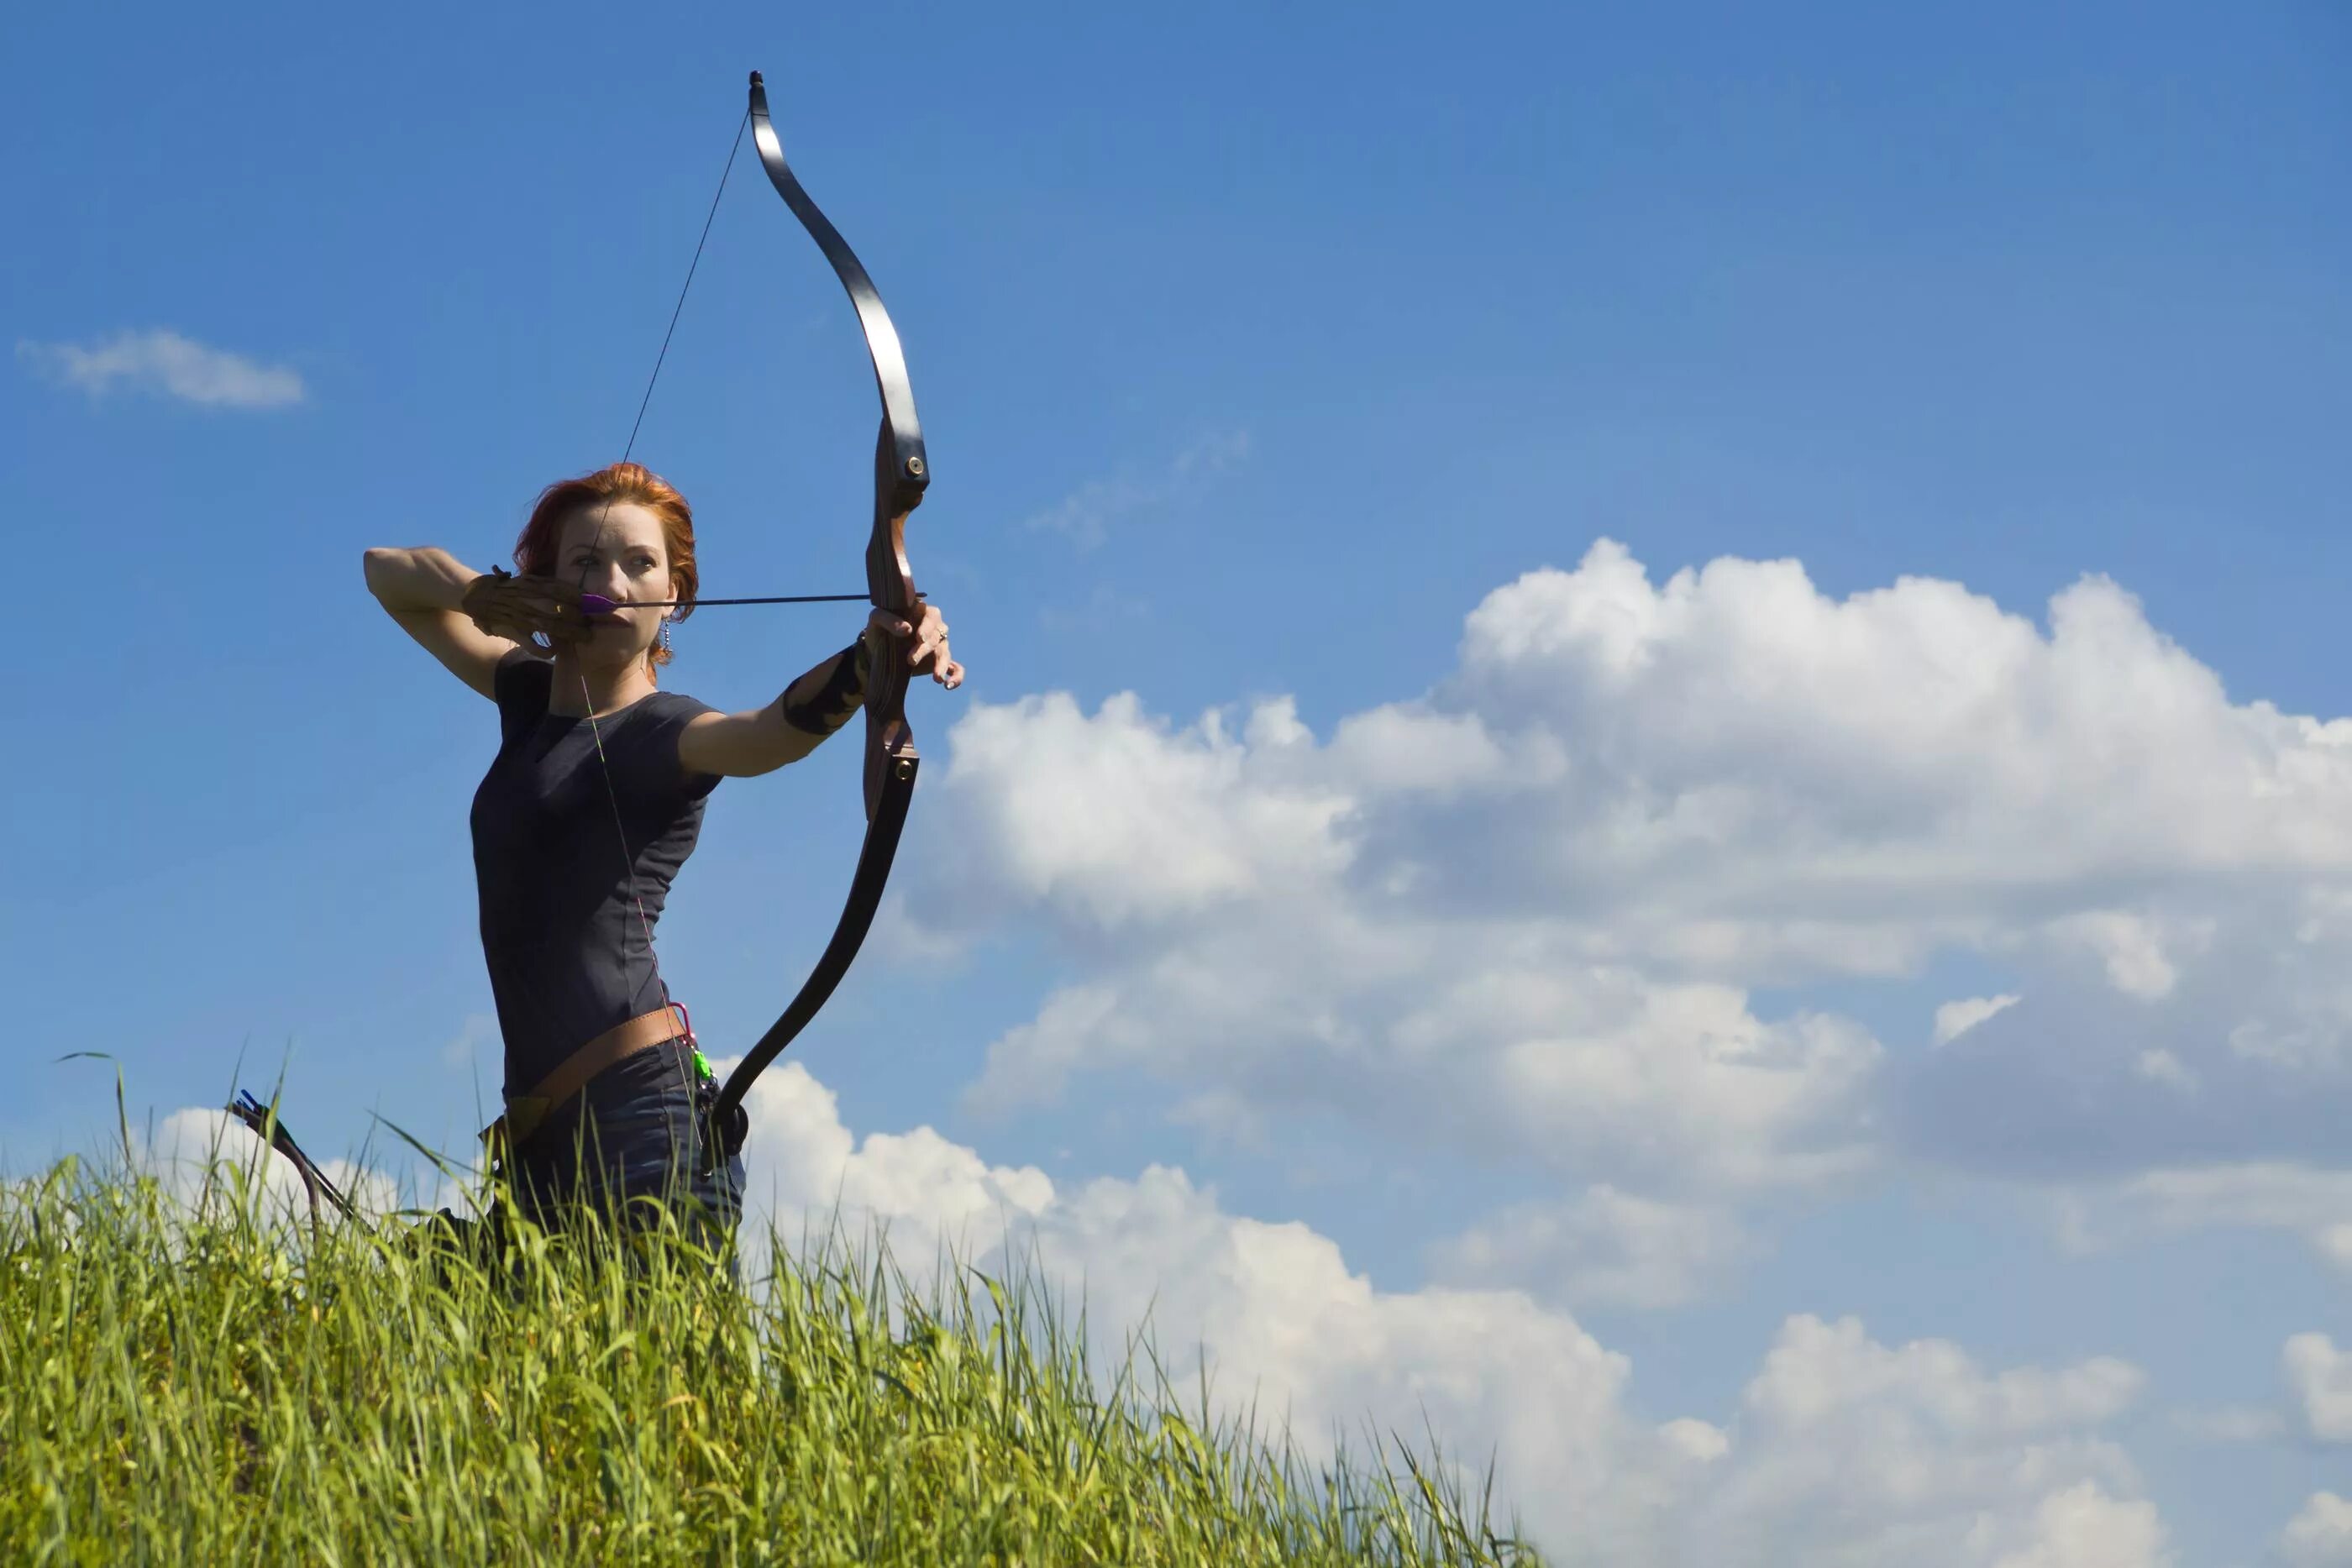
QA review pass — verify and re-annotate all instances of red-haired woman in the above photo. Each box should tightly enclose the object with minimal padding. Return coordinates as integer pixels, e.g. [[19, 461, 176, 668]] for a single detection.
[[362, 462, 961, 1249]]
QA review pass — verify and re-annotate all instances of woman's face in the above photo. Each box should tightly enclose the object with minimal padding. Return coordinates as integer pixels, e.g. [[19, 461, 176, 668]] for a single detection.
[[554, 500, 673, 669]]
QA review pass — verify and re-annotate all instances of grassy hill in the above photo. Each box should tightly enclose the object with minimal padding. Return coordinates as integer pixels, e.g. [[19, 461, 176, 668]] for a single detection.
[[2, 1143, 1546, 1565]]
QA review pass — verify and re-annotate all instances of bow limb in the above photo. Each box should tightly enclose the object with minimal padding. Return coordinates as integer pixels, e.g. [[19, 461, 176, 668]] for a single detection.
[[226, 1091, 356, 1225], [705, 71, 932, 1171]]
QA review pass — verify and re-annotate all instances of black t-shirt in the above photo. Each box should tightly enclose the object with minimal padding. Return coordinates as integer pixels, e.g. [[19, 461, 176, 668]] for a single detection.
[[470, 650, 720, 1096]]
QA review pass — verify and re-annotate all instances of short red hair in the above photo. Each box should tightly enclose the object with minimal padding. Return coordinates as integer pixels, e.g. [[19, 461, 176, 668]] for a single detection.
[[514, 462, 699, 671]]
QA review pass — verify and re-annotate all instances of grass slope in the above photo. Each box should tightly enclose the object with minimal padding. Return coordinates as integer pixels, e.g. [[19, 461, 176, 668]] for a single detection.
[[2, 1147, 1548, 1565]]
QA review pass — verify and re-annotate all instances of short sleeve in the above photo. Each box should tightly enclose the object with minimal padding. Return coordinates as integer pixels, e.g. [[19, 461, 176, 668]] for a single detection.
[[627, 689, 724, 802]]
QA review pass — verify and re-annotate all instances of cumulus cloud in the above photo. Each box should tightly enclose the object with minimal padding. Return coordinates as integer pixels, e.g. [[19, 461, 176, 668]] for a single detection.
[[943, 690, 1882, 1194], [2285, 1333, 2352, 1445], [716, 1063, 2164, 1565], [1428, 1186, 1759, 1309], [912, 538, 2352, 1202], [2282, 1492, 2352, 1568], [1937, 993, 2022, 1045], [727, 1058, 1686, 1559], [2055, 1164, 2352, 1274], [1450, 543, 2352, 888], [1688, 1315, 2159, 1568], [18, 328, 307, 408], [1987, 1482, 2171, 1568]]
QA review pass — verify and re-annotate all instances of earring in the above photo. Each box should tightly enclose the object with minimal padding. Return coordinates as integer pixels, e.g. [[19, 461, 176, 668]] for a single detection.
[[659, 619, 674, 653]]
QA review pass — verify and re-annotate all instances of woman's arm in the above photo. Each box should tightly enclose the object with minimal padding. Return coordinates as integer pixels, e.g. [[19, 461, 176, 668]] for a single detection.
[[677, 640, 869, 779], [680, 600, 960, 779], [363, 546, 538, 699]]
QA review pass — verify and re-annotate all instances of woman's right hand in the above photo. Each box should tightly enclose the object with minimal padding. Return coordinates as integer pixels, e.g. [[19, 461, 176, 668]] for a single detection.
[[460, 567, 591, 654]]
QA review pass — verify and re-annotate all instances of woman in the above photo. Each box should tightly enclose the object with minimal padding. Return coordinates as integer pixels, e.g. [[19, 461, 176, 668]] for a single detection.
[[363, 462, 961, 1248]]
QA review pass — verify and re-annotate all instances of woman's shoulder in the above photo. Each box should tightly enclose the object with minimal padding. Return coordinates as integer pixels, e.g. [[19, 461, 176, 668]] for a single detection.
[[637, 685, 719, 721], [631, 685, 726, 800]]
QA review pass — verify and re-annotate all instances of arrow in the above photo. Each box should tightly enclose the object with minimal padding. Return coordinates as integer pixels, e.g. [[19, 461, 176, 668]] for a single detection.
[[577, 590, 869, 616]]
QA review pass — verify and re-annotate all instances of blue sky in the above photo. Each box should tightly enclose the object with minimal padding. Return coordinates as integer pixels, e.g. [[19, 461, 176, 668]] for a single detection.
[[6, 2, 2349, 1561]]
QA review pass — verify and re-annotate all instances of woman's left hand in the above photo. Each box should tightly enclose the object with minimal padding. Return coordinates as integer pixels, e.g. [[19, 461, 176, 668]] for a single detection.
[[870, 600, 963, 690]]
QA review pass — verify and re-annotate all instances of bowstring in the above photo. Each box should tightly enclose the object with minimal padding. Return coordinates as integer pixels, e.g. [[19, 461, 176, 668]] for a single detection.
[[619, 109, 749, 465], [573, 107, 749, 1112]]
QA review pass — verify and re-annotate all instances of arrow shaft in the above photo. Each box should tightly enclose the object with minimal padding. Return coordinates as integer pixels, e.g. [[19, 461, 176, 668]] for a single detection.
[[577, 590, 869, 615]]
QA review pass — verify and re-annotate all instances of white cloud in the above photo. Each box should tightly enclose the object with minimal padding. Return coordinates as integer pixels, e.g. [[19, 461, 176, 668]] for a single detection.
[[941, 693, 1354, 933], [963, 906, 1883, 1192], [2281, 1492, 2352, 1568], [1987, 1481, 2171, 1568], [717, 1064, 2165, 1566], [2057, 1164, 2352, 1274], [1687, 1315, 2159, 1568], [734, 1058, 1054, 1264], [1937, 993, 2023, 1045], [18, 328, 307, 408], [2284, 1333, 2352, 1444], [1021, 431, 1250, 549], [2045, 911, 2203, 1002], [1457, 543, 2352, 866], [916, 538, 2352, 1204], [942, 697, 1882, 1193], [1428, 1185, 1758, 1309], [2134, 1050, 2198, 1092], [1738, 1314, 2144, 1435], [727, 1058, 1687, 1560]]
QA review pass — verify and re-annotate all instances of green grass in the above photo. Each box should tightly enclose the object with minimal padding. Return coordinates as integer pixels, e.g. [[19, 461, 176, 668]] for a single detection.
[[1, 1130, 1547, 1565]]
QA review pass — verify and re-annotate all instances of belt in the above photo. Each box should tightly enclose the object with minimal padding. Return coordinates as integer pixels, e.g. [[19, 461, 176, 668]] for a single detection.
[[480, 1003, 692, 1161]]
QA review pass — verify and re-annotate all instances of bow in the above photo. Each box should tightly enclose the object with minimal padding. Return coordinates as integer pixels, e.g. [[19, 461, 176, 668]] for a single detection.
[[700, 70, 932, 1170], [235, 72, 927, 1202], [225, 1090, 355, 1228]]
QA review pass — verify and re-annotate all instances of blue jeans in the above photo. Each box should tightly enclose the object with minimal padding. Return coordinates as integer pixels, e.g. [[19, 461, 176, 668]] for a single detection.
[[501, 1038, 746, 1256]]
